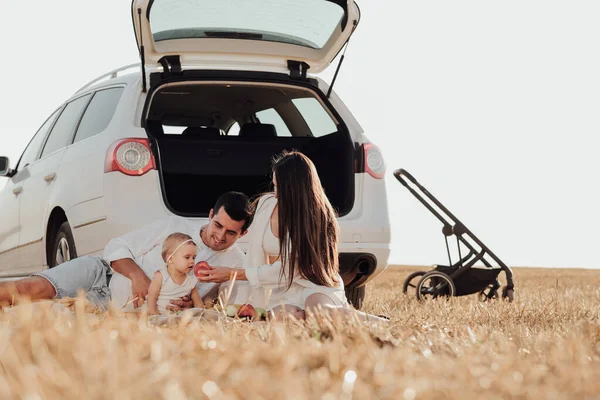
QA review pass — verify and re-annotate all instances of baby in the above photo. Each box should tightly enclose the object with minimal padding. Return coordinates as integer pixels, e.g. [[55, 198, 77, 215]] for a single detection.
[[147, 232, 204, 315]]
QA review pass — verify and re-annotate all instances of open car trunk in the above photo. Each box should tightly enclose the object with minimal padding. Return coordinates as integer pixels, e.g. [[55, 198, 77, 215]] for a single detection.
[[144, 80, 356, 217]]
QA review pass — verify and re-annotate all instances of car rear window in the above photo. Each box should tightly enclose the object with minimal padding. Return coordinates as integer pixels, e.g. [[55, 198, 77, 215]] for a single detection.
[[149, 0, 345, 49]]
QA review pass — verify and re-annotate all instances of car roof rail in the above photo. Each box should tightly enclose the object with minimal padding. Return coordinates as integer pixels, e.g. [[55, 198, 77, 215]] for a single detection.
[[74, 63, 140, 95]]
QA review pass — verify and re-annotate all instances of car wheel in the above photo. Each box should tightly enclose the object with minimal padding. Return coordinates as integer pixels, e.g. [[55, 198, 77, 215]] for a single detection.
[[345, 284, 366, 309], [50, 221, 77, 268]]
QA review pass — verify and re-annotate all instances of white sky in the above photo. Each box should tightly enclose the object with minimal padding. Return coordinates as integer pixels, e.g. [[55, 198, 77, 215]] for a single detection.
[[0, 1, 598, 269]]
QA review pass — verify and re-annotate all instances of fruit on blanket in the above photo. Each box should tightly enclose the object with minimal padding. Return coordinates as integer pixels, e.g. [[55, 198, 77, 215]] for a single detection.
[[193, 261, 211, 278], [237, 303, 257, 320], [255, 307, 268, 321], [225, 304, 239, 318]]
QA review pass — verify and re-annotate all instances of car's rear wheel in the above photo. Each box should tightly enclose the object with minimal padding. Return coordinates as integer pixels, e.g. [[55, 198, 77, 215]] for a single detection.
[[50, 221, 77, 268], [345, 284, 366, 309]]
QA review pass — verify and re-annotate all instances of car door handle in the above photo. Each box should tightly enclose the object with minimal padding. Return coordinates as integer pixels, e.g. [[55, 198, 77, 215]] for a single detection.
[[12, 186, 23, 195], [44, 173, 56, 182]]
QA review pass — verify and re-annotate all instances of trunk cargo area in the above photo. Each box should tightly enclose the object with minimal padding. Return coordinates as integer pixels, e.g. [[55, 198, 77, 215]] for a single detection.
[[144, 80, 356, 217]]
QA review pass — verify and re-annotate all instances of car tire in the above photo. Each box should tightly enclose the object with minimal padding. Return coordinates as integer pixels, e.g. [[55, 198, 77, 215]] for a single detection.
[[50, 221, 77, 268], [345, 284, 366, 309]]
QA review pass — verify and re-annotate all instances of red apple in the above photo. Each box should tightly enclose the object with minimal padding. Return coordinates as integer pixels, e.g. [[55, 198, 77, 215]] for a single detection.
[[236, 303, 257, 320], [193, 261, 211, 278]]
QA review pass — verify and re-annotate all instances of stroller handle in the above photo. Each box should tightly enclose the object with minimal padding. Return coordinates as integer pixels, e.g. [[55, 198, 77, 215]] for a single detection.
[[394, 168, 424, 191], [393, 168, 447, 226]]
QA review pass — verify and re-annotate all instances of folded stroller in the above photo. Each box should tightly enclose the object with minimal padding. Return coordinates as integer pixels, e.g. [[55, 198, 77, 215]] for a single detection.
[[393, 169, 515, 301]]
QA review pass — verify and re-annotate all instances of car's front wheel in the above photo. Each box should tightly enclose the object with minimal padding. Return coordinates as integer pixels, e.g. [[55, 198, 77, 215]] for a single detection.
[[50, 221, 77, 268], [345, 284, 366, 309]]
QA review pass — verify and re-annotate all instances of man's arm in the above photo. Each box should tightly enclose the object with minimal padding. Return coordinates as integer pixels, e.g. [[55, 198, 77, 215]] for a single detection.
[[111, 259, 151, 308], [103, 217, 178, 308]]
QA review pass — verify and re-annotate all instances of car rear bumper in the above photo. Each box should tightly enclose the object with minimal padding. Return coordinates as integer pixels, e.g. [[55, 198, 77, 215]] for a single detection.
[[339, 242, 391, 287]]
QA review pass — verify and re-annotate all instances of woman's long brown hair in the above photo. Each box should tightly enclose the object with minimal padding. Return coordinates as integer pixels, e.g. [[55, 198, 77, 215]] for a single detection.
[[272, 151, 340, 289]]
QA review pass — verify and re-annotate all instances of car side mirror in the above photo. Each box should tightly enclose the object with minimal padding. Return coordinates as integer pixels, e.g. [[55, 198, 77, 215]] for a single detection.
[[0, 156, 14, 177]]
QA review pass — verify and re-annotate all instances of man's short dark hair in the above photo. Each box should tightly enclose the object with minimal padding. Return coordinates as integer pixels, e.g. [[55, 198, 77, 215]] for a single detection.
[[213, 191, 254, 232]]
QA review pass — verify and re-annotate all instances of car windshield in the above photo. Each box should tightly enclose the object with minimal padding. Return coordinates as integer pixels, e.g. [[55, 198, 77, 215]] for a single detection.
[[148, 0, 345, 49]]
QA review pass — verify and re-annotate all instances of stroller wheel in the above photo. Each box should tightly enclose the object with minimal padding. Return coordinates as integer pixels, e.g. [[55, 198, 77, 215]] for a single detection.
[[416, 271, 456, 301], [402, 271, 426, 296], [502, 287, 515, 302], [478, 285, 499, 302]]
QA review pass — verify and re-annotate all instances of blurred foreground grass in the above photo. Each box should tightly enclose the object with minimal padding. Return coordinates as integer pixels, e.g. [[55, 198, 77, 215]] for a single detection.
[[1, 266, 599, 399]]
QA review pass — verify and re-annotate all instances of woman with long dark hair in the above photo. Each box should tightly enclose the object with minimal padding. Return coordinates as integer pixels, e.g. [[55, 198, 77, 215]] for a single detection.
[[198, 151, 386, 321]]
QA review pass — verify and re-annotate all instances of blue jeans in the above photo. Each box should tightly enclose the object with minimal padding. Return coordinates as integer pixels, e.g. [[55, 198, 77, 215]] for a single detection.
[[34, 256, 113, 311]]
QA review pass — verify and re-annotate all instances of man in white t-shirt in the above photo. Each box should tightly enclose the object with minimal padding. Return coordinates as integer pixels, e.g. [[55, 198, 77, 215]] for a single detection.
[[0, 192, 253, 311]]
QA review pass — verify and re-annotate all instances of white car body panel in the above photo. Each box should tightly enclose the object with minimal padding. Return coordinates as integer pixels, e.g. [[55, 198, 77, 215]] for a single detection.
[[0, 179, 20, 258], [17, 148, 68, 269]]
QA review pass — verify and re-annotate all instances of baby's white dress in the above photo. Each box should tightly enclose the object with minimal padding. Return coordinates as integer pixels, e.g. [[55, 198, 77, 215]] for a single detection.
[[154, 266, 199, 314]]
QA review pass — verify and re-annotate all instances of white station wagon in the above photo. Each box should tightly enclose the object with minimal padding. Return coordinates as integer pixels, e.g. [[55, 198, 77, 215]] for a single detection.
[[0, 0, 390, 307]]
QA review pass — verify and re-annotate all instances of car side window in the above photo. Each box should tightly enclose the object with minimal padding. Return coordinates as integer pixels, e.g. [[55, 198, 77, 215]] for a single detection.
[[40, 94, 91, 158], [73, 87, 124, 143], [17, 109, 61, 170], [292, 98, 337, 137], [256, 108, 292, 137], [227, 122, 241, 136]]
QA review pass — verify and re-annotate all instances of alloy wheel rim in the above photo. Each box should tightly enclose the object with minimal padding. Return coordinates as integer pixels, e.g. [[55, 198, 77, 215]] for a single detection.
[[56, 237, 71, 266]]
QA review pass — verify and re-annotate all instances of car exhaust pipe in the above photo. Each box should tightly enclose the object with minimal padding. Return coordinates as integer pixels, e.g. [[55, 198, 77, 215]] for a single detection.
[[339, 253, 377, 287]]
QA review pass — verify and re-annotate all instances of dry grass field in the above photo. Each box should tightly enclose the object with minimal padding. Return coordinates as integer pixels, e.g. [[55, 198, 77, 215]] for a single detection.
[[1, 265, 599, 399]]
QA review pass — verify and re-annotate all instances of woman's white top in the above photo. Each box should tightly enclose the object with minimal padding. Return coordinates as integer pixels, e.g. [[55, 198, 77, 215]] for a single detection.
[[228, 194, 348, 310], [155, 266, 199, 314], [262, 220, 281, 256]]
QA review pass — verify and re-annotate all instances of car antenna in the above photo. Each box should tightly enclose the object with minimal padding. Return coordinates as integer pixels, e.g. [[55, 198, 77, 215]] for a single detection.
[[138, 8, 147, 93], [327, 20, 358, 99]]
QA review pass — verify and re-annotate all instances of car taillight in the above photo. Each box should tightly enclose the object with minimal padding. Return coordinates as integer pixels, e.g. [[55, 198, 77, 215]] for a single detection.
[[104, 138, 156, 176], [362, 143, 386, 179]]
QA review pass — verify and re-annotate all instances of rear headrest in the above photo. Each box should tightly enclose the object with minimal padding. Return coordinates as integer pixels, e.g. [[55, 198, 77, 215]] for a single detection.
[[239, 123, 277, 138], [182, 126, 222, 137]]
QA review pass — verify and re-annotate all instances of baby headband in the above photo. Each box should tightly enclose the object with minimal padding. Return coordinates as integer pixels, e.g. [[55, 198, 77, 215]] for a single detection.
[[166, 239, 195, 262]]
